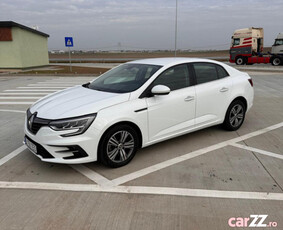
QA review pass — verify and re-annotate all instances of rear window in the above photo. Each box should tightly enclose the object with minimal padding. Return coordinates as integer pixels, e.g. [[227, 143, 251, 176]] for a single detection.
[[193, 63, 218, 84], [216, 65, 229, 79]]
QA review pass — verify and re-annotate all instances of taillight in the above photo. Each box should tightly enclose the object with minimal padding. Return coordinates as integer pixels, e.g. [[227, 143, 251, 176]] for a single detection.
[[248, 78, 253, 87]]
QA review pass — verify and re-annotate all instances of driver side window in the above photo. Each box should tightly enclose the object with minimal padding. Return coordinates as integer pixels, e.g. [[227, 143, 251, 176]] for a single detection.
[[152, 64, 190, 91]]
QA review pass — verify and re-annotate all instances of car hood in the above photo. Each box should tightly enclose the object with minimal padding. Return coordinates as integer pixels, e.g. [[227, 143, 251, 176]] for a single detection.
[[30, 86, 130, 119]]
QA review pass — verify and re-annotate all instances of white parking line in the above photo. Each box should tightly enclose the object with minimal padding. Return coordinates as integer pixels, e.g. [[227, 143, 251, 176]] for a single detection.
[[0, 181, 282, 200], [231, 143, 283, 160], [0, 93, 50, 95], [0, 102, 33, 105], [0, 97, 41, 99], [18, 87, 68, 89], [56, 77, 93, 79], [5, 90, 58, 92], [37, 82, 88, 84], [111, 122, 283, 186], [70, 165, 113, 186], [0, 146, 27, 167], [28, 84, 75, 87], [0, 109, 26, 113]]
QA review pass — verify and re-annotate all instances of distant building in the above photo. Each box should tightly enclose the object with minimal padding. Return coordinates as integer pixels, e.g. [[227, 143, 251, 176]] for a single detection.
[[0, 21, 49, 68]]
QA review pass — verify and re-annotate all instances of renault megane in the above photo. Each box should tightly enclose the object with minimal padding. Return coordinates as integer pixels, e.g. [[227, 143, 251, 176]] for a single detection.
[[24, 58, 254, 167]]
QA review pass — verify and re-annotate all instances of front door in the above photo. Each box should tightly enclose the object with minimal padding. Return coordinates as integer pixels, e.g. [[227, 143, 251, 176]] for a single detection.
[[146, 64, 196, 142]]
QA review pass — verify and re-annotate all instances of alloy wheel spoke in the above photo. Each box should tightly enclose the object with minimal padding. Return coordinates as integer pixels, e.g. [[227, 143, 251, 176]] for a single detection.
[[120, 131, 129, 143], [108, 148, 119, 160], [119, 149, 127, 161], [236, 106, 242, 114], [109, 136, 119, 147], [237, 114, 243, 119], [234, 118, 239, 126], [124, 140, 134, 149], [231, 107, 237, 115], [230, 115, 237, 124]]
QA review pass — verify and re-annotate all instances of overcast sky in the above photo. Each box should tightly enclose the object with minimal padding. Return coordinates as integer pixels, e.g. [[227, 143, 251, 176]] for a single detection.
[[1, 0, 282, 51]]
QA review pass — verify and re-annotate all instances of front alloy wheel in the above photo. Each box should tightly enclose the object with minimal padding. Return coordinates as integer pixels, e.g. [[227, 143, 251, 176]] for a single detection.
[[99, 125, 138, 167], [223, 100, 246, 131], [107, 131, 135, 163]]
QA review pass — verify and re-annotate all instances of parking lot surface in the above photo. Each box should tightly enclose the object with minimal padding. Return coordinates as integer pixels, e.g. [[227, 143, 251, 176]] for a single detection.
[[0, 72, 282, 230]]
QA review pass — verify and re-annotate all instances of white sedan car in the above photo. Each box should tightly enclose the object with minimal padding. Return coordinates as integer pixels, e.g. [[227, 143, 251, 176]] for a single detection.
[[24, 58, 254, 167]]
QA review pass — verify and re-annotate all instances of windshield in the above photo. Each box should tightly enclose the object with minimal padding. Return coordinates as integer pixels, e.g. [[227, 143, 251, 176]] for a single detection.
[[274, 39, 283, 46], [88, 63, 162, 93]]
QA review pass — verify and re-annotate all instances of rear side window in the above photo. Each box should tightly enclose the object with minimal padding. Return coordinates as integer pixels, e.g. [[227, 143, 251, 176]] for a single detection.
[[193, 63, 218, 84], [216, 65, 229, 79]]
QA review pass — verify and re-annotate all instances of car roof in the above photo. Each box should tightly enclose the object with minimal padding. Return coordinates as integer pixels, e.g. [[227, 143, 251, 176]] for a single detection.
[[129, 57, 220, 66], [128, 57, 240, 76]]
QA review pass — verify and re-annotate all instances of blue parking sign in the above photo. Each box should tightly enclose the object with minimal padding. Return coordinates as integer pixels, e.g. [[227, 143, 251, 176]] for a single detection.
[[65, 37, 73, 47]]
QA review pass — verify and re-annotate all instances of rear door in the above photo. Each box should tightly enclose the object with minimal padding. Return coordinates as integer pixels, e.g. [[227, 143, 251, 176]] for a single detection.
[[192, 62, 232, 127]]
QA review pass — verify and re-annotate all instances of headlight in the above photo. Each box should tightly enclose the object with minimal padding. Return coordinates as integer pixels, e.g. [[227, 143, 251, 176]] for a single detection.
[[49, 114, 96, 137]]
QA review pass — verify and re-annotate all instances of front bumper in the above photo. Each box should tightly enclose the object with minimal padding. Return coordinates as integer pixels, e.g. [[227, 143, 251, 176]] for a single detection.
[[24, 115, 100, 164]]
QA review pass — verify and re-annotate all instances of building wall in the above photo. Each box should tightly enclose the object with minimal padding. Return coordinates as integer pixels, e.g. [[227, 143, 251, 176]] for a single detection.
[[0, 28, 22, 68], [0, 27, 49, 68]]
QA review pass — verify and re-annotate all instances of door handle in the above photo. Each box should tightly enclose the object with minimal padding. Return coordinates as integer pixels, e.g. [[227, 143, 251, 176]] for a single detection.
[[220, 87, 229, 92], [184, 96, 194, 102]]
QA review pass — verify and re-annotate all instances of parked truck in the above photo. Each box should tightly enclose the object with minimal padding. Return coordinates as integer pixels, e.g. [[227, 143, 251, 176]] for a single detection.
[[229, 27, 283, 66]]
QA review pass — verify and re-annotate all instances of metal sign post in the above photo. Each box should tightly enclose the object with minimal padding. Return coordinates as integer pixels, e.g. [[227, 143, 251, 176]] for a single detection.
[[65, 37, 74, 72], [68, 47, 72, 72]]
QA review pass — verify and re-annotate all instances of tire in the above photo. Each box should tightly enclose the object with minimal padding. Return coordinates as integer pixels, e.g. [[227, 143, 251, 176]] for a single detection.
[[223, 100, 246, 131], [271, 57, 281, 66], [98, 124, 139, 168], [235, 56, 245, 65]]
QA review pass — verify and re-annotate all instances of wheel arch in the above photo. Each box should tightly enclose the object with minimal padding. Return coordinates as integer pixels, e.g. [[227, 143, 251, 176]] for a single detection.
[[229, 96, 248, 111], [98, 121, 143, 154]]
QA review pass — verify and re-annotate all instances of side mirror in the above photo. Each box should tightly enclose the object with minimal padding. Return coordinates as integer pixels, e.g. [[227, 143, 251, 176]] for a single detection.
[[151, 85, 170, 96]]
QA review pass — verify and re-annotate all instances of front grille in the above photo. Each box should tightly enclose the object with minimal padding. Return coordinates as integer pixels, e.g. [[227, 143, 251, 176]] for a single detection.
[[27, 109, 50, 135], [29, 117, 49, 134]]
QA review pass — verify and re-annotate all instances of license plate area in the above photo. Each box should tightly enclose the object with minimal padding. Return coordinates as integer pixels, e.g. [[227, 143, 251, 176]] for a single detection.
[[25, 137, 37, 154]]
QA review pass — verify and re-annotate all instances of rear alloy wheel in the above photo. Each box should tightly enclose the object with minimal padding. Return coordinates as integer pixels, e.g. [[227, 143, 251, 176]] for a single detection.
[[223, 100, 246, 131], [99, 125, 139, 167], [271, 57, 281, 66], [235, 56, 245, 65]]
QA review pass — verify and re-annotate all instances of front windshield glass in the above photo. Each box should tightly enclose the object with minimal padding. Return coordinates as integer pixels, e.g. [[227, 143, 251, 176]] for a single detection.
[[274, 39, 283, 46], [88, 63, 162, 93]]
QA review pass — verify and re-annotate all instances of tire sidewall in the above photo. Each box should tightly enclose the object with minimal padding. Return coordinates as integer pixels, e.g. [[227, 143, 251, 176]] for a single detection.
[[98, 124, 139, 168], [236, 57, 244, 65], [272, 57, 281, 66]]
